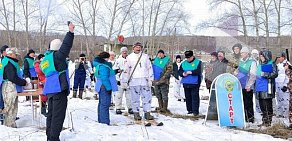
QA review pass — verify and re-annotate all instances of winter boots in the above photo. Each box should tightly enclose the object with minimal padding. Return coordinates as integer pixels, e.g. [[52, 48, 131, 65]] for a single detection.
[[161, 100, 170, 113], [156, 99, 170, 113], [73, 91, 77, 98], [73, 90, 83, 99], [144, 112, 154, 120], [116, 109, 122, 115], [128, 108, 134, 114], [78, 90, 83, 99], [41, 102, 47, 117], [134, 112, 142, 121], [155, 99, 163, 111]]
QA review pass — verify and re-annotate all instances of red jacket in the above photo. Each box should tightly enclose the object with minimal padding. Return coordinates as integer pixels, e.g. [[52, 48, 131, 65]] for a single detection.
[[34, 60, 47, 102], [34, 61, 46, 87]]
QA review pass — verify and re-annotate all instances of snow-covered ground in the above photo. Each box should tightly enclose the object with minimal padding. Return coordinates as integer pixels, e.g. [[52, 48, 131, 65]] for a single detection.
[[0, 77, 290, 141]]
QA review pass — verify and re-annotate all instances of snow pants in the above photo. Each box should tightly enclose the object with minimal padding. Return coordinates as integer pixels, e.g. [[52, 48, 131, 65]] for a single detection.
[[129, 86, 152, 113], [46, 91, 68, 141], [154, 84, 169, 101], [173, 79, 185, 100], [289, 92, 292, 124], [2, 81, 18, 128], [242, 89, 254, 123], [115, 86, 131, 110], [98, 86, 111, 125], [73, 73, 86, 91], [276, 83, 290, 117], [259, 98, 273, 124], [184, 85, 200, 115]]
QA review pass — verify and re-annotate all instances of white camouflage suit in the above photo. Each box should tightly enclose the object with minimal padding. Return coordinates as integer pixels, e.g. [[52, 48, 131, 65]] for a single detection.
[[2, 81, 18, 128], [122, 52, 153, 113], [276, 59, 291, 117], [114, 55, 131, 110], [84, 61, 93, 90], [173, 62, 185, 100]]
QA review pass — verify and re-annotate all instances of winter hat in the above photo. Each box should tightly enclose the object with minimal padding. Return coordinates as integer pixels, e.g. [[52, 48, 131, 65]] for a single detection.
[[0, 45, 9, 54], [80, 53, 86, 57], [27, 49, 35, 55], [49, 39, 62, 51], [6, 47, 20, 55], [276, 51, 286, 58], [176, 55, 181, 59], [251, 49, 259, 55], [133, 42, 142, 47], [157, 49, 164, 54], [184, 50, 193, 58], [240, 47, 249, 53], [210, 52, 218, 57], [98, 52, 110, 59], [37, 54, 44, 60], [120, 47, 128, 53], [232, 43, 242, 51]]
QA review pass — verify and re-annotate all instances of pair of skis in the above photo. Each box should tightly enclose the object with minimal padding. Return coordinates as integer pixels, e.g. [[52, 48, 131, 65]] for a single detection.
[[123, 112, 163, 127]]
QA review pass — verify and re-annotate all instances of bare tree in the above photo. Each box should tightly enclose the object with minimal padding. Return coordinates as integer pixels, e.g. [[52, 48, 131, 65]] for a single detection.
[[0, 0, 12, 46]]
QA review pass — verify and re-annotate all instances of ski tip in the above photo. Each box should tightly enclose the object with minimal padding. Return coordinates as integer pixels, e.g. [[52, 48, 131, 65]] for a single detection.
[[157, 122, 164, 126], [145, 123, 151, 127]]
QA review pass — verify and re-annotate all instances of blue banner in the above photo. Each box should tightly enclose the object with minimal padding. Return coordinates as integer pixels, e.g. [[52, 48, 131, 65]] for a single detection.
[[215, 73, 245, 128]]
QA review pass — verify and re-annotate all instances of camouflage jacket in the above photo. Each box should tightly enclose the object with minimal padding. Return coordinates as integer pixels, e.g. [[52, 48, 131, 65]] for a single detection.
[[153, 60, 173, 85], [286, 68, 292, 93]]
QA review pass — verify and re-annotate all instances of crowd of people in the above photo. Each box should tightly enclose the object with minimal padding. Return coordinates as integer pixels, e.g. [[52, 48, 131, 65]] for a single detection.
[[0, 22, 291, 141]]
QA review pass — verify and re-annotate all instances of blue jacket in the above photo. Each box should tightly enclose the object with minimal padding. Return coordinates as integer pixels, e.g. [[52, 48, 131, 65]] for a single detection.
[[93, 57, 118, 92]]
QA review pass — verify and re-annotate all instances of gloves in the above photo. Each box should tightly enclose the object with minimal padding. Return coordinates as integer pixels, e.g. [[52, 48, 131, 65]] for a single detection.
[[25, 78, 31, 84], [281, 86, 288, 92]]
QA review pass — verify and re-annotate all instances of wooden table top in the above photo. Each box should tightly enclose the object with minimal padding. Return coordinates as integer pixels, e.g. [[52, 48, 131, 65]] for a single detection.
[[17, 89, 43, 96]]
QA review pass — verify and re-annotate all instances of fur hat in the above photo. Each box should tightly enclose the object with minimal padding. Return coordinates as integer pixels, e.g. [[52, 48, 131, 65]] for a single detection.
[[49, 39, 62, 51], [184, 50, 193, 58]]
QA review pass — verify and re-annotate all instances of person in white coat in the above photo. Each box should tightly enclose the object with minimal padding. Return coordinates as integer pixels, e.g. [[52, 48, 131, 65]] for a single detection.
[[122, 42, 154, 120], [172, 55, 185, 101], [114, 47, 133, 114], [275, 52, 291, 118], [251, 49, 261, 113]]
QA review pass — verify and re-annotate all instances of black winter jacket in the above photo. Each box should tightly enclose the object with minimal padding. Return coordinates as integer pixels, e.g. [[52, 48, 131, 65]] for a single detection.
[[3, 56, 27, 86]]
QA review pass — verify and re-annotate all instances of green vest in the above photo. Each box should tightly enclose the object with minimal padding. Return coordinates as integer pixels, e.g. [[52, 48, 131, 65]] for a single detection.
[[40, 51, 57, 76], [153, 56, 170, 69], [25, 57, 35, 68], [181, 59, 200, 71], [239, 59, 253, 74], [0, 58, 4, 79], [2, 57, 21, 75]]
